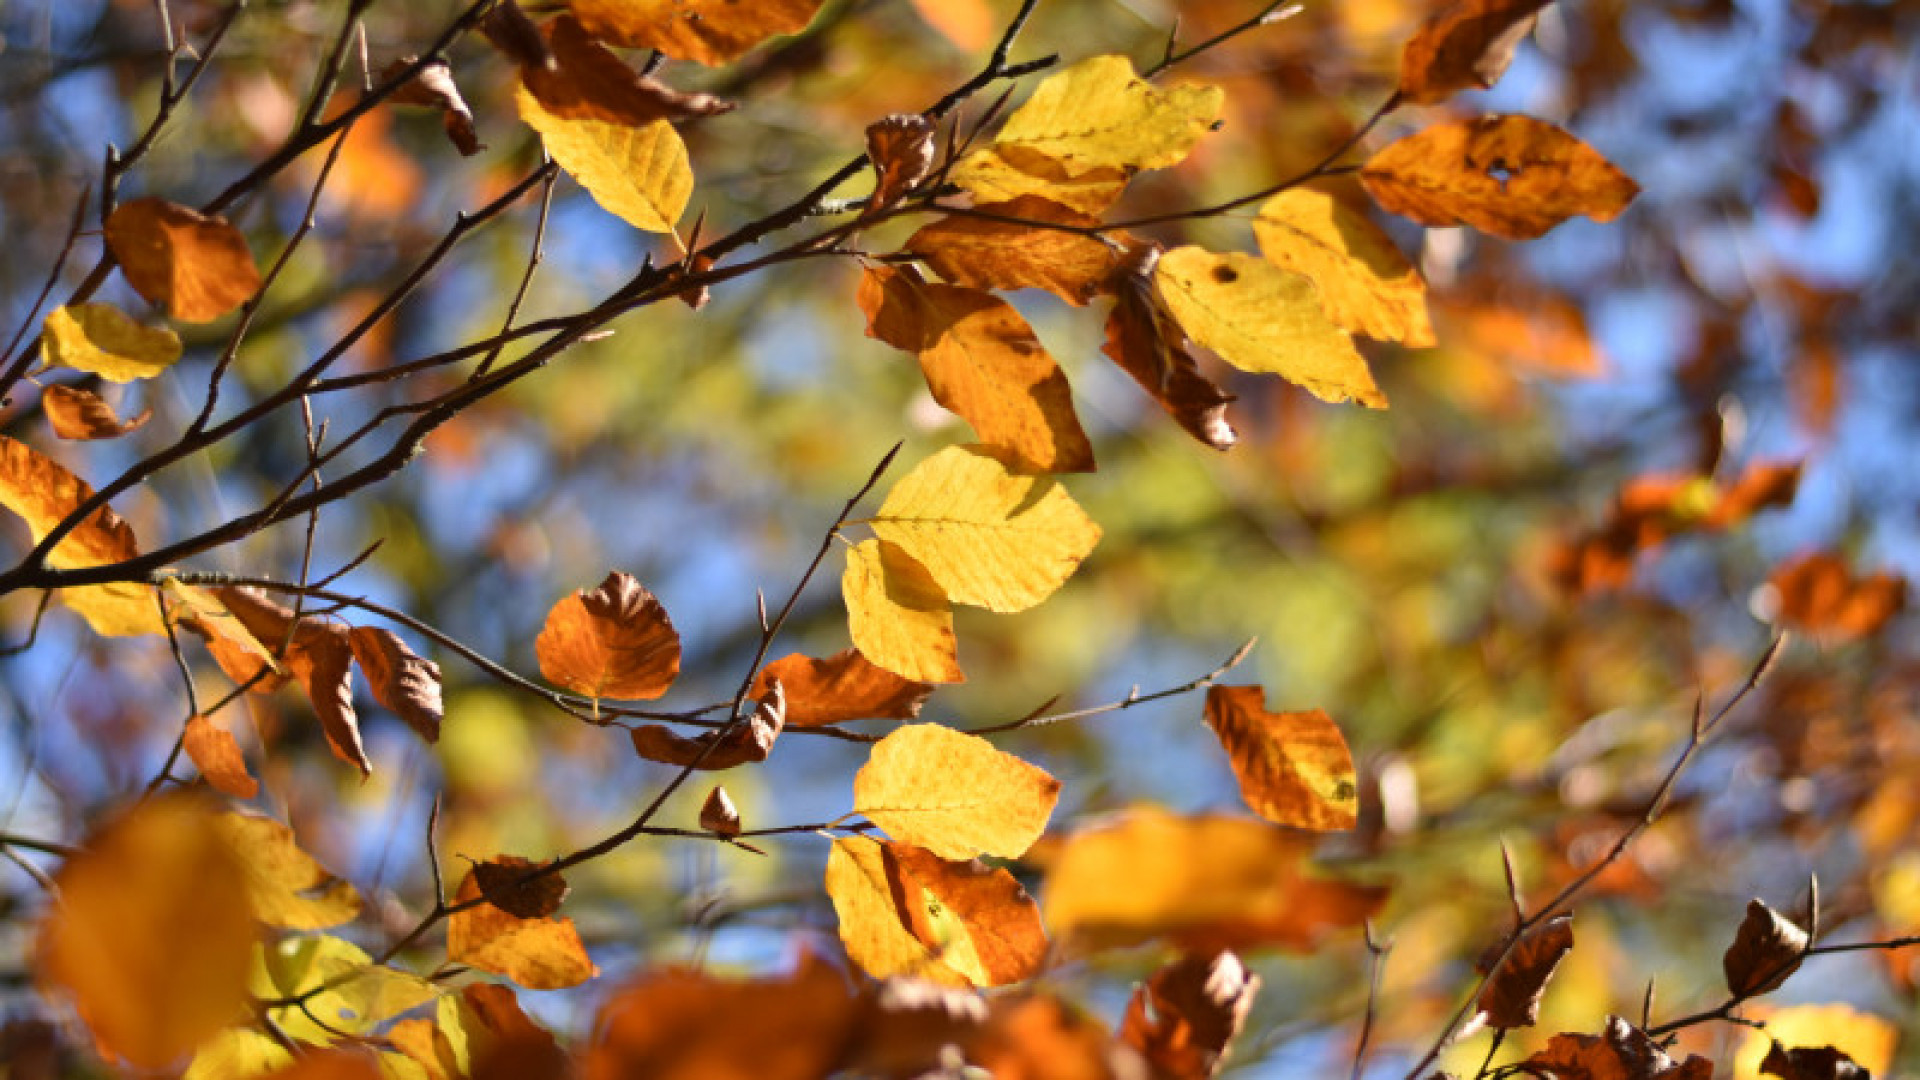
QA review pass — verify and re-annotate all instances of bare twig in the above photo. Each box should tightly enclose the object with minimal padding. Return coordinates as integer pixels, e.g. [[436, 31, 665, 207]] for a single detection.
[[966, 638, 1256, 735]]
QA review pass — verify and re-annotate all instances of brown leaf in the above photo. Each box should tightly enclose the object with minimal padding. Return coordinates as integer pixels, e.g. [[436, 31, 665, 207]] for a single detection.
[[471, 855, 570, 920], [847, 979, 989, 1079], [182, 714, 259, 799], [1475, 913, 1574, 1029], [347, 626, 444, 743], [104, 197, 263, 322], [1119, 951, 1261, 1080], [382, 56, 483, 155], [202, 585, 295, 690], [826, 836, 1048, 987], [859, 264, 1095, 473], [521, 16, 735, 128], [750, 648, 933, 727], [287, 621, 370, 777], [1769, 553, 1906, 641], [867, 113, 936, 213], [568, 0, 829, 66], [700, 786, 741, 836], [1361, 114, 1640, 239], [905, 197, 1121, 306], [1101, 244, 1237, 450], [481, 0, 552, 70], [1521, 1015, 1714, 1080], [1398, 0, 1554, 104], [536, 570, 682, 699], [449, 866, 597, 990], [1203, 685, 1358, 831], [42, 384, 152, 441], [1724, 899, 1810, 998], [1761, 1044, 1870, 1080], [631, 680, 783, 769]]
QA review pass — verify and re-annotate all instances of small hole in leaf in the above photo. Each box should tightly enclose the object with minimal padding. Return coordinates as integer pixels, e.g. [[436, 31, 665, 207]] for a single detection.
[[1211, 266, 1239, 284]]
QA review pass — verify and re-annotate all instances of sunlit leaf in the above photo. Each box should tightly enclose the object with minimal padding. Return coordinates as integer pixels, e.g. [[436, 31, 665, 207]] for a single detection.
[[536, 570, 682, 699], [859, 267, 1095, 473], [36, 797, 255, 1069], [1119, 951, 1261, 1080], [854, 723, 1060, 860], [1733, 1005, 1896, 1080], [214, 812, 362, 929], [1103, 243, 1238, 450], [568, 0, 829, 66], [843, 538, 963, 684], [41, 384, 152, 441], [1204, 686, 1358, 831], [183, 1028, 293, 1080], [968, 995, 1142, 1080], [448, 865, 597, 990], [520, 16, 734, 127], [348, 626, 444, 743], [104, 197, 262, 323], [752, 647, 934, 726], [1361, 114, 1640, 239], [252, 934, 438, 1043], [287, 621, 371, 776], [517, 89, 692, 233], [584, 958, 862, 1080], [1154, 247, 1386, 408], [870, 444, 1101, 613], [826, 835, 1047, 987], [909, 0, 996, 51], [1253, 187, 1435, 346], [38, 303, 182, 382], [906, 197, 1121, 306], [183, 714, 259, 799], [1398, 0, 1554, 104], [867, 113, 936, 213], [0, 435, 163, 637]]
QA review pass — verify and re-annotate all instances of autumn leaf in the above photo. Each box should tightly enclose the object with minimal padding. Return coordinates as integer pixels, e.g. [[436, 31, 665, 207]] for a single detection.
[[36, 797, 255, 1069], [1154, 246, 1387, 408], [382, 56, 483, 155], [517, 90, 692, 233], [910, 0, 996, 51], [1203, 685, 1359, 831], [1041, 807, 1386, 951], [752, 647, 934, 726], [536, 570, 682, 699], [1119, 951, 1262, 1080], [256, 1050, 386, 1080], [1521, 1016, 1714, 1080], [1769, 553, 1906, 642], [853, 723, 1060, 860], [1361, 114, 1640, 239], [183, 714, 259, 799], [568, 0, 828, 66], [473, 855, 570, 919], [38, 303, 182, 381], [1724, 899, 1810, 998], [826, 835, 1047, 987], [251, 934, 438, 1043], [1761, 1045, 1870, 1080], [631, 680, 784, 769], [905, 197, 1121, 306], [286, 621, 371, 776], [968, 995, 1144, 1080], [1733, 1005, 1897, 1080], [700, 786, 742, 836], [0, 435, 165, 636], [843, 538, 963, 684], [1253, 186, 1436, 346], [858, 266, 1095, 473], [104, 197, 262, 322], [42, 384, 152, 441], [449, 865, 597, 990], [1103, 243, 1238, 450], [866, 113, 936, 213], [520, 16, 734, 127], [869, 443, 1101, 613], [347, 626, 444, 743], [214, 812, 363, 930], [1475, 913, 1574, 1029], [1398, 0, 1554, 104]]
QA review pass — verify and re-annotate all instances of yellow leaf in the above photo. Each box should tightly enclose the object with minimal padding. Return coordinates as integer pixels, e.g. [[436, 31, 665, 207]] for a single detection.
[[843, 538, 963, 684], [853, 723, 1060, 860], [826, 836, 1048, 988], [448, 867, 597, 990], [39, 303, 182, 382], [1203, 686, 1359, 831], [858, 266, 1095, 473], [1254, 187, 1435, 346], [1733, 1004, 1897, 1080], [1154, 247, 1387, 408], [515, 84, 691, 233], [947, 153, 1130, 215], [535, 571, 682, 699], [183, 1028, 294, 1080], [252, 935, 439, 1044], [1042, 807, 1386, 952], [36, 797, 256, 1070], [568, 0, 827, 66], [215, 812, 363, 930], [1360, 114, 1640, 239], [0, 434, 165, 636], [870, 444, 1101, 613], [104, 197, 263, 323]]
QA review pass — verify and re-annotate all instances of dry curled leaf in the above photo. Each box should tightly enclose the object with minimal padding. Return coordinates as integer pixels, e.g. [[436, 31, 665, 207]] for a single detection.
[[1398, 0, 1554, 104], [481, 0, 552, 70], [568, 0, 829, 66], [347, 626, 444, 743], [905, 197, 1121, 306], [1475, 913, 1574, 1029], [472, 855, 570, 920], [866, 113, 935, 213], [1103, 242, 1237, 450], [1203, 686, 1358, 831], [42, 384, 152, 441], [700, 786, 742, 836], [286, 621, 371, 777], [537, 571, 682, 700], [1521, 1015, 1714, 1080], [381, 56, 483, 155], [104, 197, 263, 322], [449, 866, 596, 990], [853, 723, 1060, 860], [751, 648, 934, 726], [1761, 1044, 1869, 1080], [631, 683, 784, 770], [183, 714, 258, 799], [1724, 899, 1810, 998], [521, 16, 735, 128], [1120, 951, 1261, 1080]]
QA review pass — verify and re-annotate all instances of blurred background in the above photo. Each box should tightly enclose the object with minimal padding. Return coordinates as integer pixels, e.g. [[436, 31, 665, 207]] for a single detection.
[[1, 0, 1917, 1074]]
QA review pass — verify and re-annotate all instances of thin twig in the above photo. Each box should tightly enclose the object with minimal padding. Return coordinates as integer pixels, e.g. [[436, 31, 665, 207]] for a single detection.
[[966, 638, 1256, 735]]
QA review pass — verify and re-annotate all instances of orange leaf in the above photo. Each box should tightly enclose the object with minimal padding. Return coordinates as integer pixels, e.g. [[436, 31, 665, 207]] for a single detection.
[[1706, 461, 1802, 530], [1203, 686, 1358, 831], [859, 265, 1095, 474], [909, 0, 997, 51], [567, 0, 828, 66], [258, 1049, 386, 1080], [536, 571, 682, 699], [448, 866, 597, 990], [630, 680, 784, 769], [1119, 951, 1261, 1080], [183, 714, 259, 799], [905, 197, 1121, 307], [347, 626, 444, 743], [287, 621, 370, 776], [1102, 243, 1237, 450], [700, 785, 742, 836], [1361, 114, 1640, 239], [1475, 913, 1574, 1029], [35, 797, 255, 1069], [104, 197, 262, 322], [751, 647, 934, 726], [1398, 0, 1553, 104], [1769, 553, 1906, 642], [460, 982, 570, 1080], [42, 384, 152, 441], [968, 995, 1140, 1080], [520, 15, 735, 126], [826, 836, 1047, 987]]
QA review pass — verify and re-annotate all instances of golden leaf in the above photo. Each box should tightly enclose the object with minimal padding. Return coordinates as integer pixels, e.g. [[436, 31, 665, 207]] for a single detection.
[[1361, 114, 1640, 239], [36, 797, 255, 1069], [39, 303, 182, 382], [41, 384, 153, 441], [751, 647, 934, 726], [869, 444, 1101, 613], [1154, 247, 1387, 408], [947, 153, 1131, 215], [251, 934, 438, 1043], [448, 866, 598, 990], [1254, 187, 1435, 346], [568, 0, 828, 66], [183, 714, 259, 799], [826, 836, 1048, 987], [104, 197, 262, 323], [1397, 0, 1553, 104], [1733, 1004, 1897, 1080], [536, 571, 682, 699], [0, 435, 164, 636], [214, 812, 362, 930], [1102, 243, 1238, 450], [843, 538, 963, 684], [1203, 686, 1358, 831], [516, 85, 692, 233], [858, 266, 1095, 474], [905, 197, 1121, 306], [853, 723, 1060, 860]]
